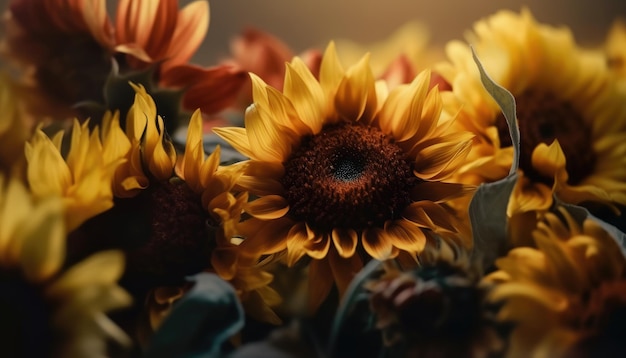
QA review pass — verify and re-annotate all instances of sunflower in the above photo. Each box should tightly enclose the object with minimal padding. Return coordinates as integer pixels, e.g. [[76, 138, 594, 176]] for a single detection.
[[214, 42, 474, 311], [55, 85, 282, 331], [484, 207, 626, 357], [1, 0, 245, 122], [366, 240, 503, 358], [435, 9, 626, 217], [0, 173, 131, 358]]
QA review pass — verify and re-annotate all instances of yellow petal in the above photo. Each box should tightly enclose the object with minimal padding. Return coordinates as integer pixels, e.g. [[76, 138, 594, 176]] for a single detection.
[[285, 222, 310, 266], [531, 140, 567, 180], [283, 59, 325, 133], [212, 126, 254, 159], [319, 41, 345, 104], [334, 53, 377, 122], [383, 219, 426, 253], [18, 197, 65, 282], [245, 195, 289, 220], [244, 103, 292, 163], [362, 226, 394, 259], [331, 228, 358, 258], [47, 250, 125, 298]]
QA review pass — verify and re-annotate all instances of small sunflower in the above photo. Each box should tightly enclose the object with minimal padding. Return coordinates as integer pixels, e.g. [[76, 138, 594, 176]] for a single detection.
[[367, 240, 503, 358], [0, 174, 131, 358], [484, 208, 626, 357], [435, 9, 626, 216], [59, 85, 282, 330], [214, 42, 474, 311]]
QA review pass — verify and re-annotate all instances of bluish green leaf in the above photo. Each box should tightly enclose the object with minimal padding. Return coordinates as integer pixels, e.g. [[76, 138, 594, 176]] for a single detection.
[[143, 272, 244, 358], [468, 47, 520, 270], [471, 47, 519, 174]]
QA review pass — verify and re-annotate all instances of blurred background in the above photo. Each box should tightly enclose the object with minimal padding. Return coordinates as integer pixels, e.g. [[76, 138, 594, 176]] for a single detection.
[[201, 0, 626, 63], [1, 0, 625, 63]]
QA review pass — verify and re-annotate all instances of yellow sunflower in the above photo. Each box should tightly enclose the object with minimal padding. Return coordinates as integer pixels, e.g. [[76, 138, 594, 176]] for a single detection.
[[484, 208, 626, 357], [435, 9, 626, 216], [0, 173, 131, 357], [25, 114, 127, 231], [64, 85, 281, 329], [214, 42, 474, 311]]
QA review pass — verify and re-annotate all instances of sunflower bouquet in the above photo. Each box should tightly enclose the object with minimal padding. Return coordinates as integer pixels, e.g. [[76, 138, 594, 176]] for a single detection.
[[1, 1, 626, 357]]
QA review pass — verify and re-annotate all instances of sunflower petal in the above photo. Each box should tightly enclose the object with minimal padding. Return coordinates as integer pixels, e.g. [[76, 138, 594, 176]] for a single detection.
[[245, 195, 289, 220], [331, 228, 358, 258]]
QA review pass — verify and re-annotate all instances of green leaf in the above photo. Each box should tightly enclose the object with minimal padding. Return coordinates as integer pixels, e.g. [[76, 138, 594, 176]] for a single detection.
[[468, 47, 520, 270], [143, 272, 244, 358], [471, 47, 519, 175]]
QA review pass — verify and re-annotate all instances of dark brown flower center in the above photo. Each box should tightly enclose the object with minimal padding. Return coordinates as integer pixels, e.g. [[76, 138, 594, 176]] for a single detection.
[[68, 180, 214, 296], [496, 90, 596, 185], [281, 122, 418, 233]]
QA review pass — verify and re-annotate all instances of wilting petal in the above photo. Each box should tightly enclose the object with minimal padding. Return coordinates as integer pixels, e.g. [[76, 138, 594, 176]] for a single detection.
[[162, 64, 248, 115]]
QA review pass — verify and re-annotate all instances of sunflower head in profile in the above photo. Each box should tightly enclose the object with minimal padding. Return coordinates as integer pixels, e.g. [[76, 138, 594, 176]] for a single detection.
[[214, 42, 475, 311], [484, 207, 626, 357], [435, 8, 626, 217], [366, 240, 504, 358], [0, 174, 131, 358]]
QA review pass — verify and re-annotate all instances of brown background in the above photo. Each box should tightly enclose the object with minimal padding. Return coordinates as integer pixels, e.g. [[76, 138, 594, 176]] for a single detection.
[[1, 0, 625, 64]]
